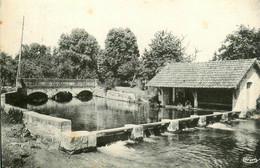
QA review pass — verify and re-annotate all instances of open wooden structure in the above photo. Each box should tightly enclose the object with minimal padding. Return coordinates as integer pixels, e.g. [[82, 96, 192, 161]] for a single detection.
[[146, 59, 260, 111]]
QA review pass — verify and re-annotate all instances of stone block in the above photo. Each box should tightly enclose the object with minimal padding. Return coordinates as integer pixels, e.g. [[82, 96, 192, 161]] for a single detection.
[[239, 111, 247, 119], [221, 113, 229, 122], [60, 131, 97, 153], [167, 120, 179, 132], [198, 116, 207, 127], [125, 124, 143, 141]]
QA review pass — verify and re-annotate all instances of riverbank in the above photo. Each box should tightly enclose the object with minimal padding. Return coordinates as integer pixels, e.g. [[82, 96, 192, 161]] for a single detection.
[[1, 116, 118, 168], [1, 114, 51, 168]]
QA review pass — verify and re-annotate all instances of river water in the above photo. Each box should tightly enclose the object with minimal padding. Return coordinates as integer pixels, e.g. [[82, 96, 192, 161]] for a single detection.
[[26, 97, 260, 168]]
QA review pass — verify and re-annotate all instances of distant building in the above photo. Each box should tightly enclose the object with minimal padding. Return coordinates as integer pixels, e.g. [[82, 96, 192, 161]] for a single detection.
[[146, 59, 260, 111]]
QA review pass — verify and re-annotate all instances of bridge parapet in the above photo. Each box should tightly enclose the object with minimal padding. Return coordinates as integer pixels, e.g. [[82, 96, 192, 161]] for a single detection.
[[20, 78, 97, 89]]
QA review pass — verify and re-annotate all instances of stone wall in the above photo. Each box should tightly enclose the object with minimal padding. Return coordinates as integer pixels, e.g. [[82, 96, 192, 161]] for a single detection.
[[106, 90, 137, 102], [23, 111, 71, 143], [233, 66, 260, 112], [2, 102, 71, 145]]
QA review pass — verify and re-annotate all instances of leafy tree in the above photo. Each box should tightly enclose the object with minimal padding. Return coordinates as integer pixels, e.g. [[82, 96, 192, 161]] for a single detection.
[[16, 43, 55, 78], [141, 30, 185, 80], [58, 28, 100, 79], [213, 25, 260, 61], [0, 52, 16, 85], [99, 28, 140, 86]]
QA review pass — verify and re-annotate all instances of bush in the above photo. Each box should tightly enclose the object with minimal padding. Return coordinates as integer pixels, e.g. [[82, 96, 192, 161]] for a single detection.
[[1, 88, 7, 94], [257, 95, 260, 109], [245, 109, 260, 118], [1, 108, 23, 124], [101, 77, 121, 91]]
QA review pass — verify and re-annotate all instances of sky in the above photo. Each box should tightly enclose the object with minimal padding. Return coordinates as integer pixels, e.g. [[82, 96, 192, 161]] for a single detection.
[[0, 0, 260, 62]]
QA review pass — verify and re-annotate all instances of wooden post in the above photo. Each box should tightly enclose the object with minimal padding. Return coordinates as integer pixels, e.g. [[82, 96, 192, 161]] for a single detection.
[[192, 90, 198, 108], [172, 88, 175, 103], [161, 88, 170, 106], [232, 88, 240, 111], [16, 16, 25, 90]]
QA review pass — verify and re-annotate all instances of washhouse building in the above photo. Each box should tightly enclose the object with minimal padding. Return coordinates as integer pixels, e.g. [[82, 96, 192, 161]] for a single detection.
[[146, 59, 260, 111]]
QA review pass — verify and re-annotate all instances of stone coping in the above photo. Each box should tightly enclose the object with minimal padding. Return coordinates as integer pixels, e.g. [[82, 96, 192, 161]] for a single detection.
[[23, 111, 71, 127]]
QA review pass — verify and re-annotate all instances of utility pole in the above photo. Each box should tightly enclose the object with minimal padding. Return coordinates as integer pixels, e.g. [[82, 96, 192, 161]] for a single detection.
[[16, 16, 24, 90]]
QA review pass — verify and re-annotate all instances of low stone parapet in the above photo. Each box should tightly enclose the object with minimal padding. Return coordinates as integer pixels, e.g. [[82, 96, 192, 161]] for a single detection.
[[23, 111, 71, 144], [106, 90, 136, 102]]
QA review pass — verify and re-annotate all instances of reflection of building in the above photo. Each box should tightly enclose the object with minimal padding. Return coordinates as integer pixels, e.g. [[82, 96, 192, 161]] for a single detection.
[[147, 59, 260, 111]]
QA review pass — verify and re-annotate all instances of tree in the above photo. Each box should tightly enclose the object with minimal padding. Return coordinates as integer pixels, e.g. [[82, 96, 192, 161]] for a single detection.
[[98, 28, 140, 86], [141, 30, 186, 80], [57, 28, 100, 79], [0, 52, 16, 85], [16, 43, 55, 78], [213, 25, 260, 61]]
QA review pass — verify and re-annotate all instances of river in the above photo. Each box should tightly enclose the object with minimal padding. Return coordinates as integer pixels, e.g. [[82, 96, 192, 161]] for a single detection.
[[26, 97, 260, 168]]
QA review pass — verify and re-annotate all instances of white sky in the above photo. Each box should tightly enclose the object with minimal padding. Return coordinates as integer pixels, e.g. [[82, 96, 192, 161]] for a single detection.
[[0, 0, 260, 61]]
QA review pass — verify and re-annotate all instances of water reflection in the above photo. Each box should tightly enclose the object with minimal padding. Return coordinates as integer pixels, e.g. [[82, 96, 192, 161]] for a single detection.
[[25, 97, 260, 167], [27, 97, 215, 131], [26, 92, 48, 106], [51, 91, 72, 102], [76, 90, 93, 102]]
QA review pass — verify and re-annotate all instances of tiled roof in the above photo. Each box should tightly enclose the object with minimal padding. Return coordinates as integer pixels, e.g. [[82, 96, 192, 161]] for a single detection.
[[146, 58, 259, 88]]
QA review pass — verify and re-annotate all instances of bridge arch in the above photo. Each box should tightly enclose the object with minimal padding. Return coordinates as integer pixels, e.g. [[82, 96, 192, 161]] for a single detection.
[[52, 91, 73, 102], [26, 92, 48, 105], [20, 78, 97, 99], [76, 90, 93, 101]]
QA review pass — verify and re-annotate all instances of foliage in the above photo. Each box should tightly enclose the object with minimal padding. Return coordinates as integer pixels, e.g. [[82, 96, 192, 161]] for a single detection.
[[1, 27, 198, 89], [16, 43, 56, 78], [57, 28, 100, 79], [245, 109, 260, 118], [98, 28, 140, 85], [257, 95, 260, 109], [141, 30, 186, 80], [0, 52, 17, 86], [213, 25, 260, 61], [1, 108, 23, 124]]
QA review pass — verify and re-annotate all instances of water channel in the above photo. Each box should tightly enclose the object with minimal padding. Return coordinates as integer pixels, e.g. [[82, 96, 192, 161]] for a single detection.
[[26, 97, 260, 167]]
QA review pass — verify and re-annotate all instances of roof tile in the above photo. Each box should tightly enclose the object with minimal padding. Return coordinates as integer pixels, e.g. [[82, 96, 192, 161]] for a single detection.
[[146, 59, 257, 88]]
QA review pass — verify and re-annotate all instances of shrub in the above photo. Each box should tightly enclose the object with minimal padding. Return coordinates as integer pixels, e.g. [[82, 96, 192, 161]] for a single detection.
[[1, 108, 23, 124], [101, 77, 121, 91], [257, 95, 260, 109], [1, 88, 7, 94], [245, 109, 260, 118]]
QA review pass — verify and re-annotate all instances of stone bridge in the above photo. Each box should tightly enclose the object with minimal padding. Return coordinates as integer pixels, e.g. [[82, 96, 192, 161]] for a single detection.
[[19, 78, 98, 98]]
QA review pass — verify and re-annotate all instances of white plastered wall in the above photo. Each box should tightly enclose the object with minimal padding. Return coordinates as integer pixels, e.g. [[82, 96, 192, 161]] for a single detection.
[[232, 67, 260, 112]]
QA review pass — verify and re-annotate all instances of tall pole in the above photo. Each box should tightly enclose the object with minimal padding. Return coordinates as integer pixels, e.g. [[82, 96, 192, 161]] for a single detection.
[[16, 16, 24, 89]]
